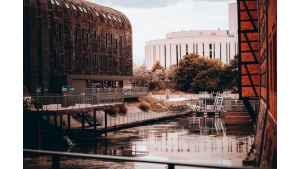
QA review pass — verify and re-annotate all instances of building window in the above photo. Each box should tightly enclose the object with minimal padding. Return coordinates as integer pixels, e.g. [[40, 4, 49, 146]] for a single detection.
[[202, 44, 204, 57], [61, 55, 64, 64], [86, 57, 89, 67], [75, 27, 78, 45], [68, 29, 71, 40], [119, 56, 122, 71], [86, 33, 89, 46], [109, 59, 112, 68], [102, 13, 106, 19], [100, 54, 103, 71], [105, 33, 108, 49], [82, 53, 85, 70], [120, 36, 123, 51], [68, 51, 72, 70], [75, 51, 78, 61], [126, 64, 129, 73], [164, 45, 166, 70], [226, 43, 228, 63], [78, 4, 83, 12], [196, 44, 198, 54], [94, 53, 97, 67], [110, 34, 113, 46], [115, 38, 118, 50], [51, 0, 55, 5], [94, 31, 97, 39], [82, 28, 84, 41]]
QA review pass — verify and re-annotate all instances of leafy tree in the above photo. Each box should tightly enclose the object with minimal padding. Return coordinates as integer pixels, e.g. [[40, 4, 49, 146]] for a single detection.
[[175, 53, 201, 92], [133, 65, 150, 87], [151, 61, 164, 72]]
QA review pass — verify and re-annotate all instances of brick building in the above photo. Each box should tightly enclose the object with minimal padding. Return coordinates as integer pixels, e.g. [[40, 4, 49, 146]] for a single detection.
[[237, 0, 277, 168], [24, 0, 143, 96]]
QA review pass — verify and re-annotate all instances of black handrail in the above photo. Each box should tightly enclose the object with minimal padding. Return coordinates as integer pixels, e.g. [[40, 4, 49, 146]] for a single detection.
[[24, 149, 259, 169]]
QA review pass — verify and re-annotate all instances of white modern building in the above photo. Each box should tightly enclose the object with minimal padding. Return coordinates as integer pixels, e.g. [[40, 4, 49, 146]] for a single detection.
[[145, 3, 238, 70]]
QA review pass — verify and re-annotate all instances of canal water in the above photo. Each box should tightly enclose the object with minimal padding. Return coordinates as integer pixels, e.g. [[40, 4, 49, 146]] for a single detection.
[[60, 114, 254, 169]]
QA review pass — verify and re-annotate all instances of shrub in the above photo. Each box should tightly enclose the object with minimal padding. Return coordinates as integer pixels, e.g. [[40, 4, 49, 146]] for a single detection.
[[139, 101, 150, 111], [119, 104, 128, 116], [107, 106, 118, 117]]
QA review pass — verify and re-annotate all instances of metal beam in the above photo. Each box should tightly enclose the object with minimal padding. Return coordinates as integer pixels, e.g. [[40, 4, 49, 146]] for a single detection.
[[243, 99, 257, 124]]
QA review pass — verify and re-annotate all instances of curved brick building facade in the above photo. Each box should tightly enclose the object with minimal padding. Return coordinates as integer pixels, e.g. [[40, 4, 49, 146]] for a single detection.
[[24, 0, 135, 95]]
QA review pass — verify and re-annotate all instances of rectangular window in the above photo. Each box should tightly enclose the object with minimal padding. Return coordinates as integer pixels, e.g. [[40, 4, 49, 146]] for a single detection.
[[75, 27, 78, 45], [82, 28, 84, 41], [61, 55, 64, 64], [213, 44, 215, 59], [119, 56, 122, 71], [109, 59, 112, 67], [120, 36, 123, 51], [202, 44, 204, 56], [58, 23, 62, 43], [115, 39, 118, 50], [100, 55, 103, 71], [86, 57, 89, 67], [110, 34, 113, 46], [86, 33, 89, 46], [196, 44, 198, 54], [226, 43, 228, 63], [75, 51, 78, 61], [82, 53, 85, 70], [68, 51, 72, 70], [105, 33, 108, 49], [126, 64, 129, 73], [94, 53, 97, 67], [68, 29, 71, 40], [94, 30, 97, 39]]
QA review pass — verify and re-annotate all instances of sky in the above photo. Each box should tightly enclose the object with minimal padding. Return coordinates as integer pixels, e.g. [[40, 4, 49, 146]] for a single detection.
[[88, 0, 237, 67]]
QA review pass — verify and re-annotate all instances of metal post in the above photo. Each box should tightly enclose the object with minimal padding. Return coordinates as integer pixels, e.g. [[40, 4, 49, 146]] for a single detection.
[[168, 164, 175, 169], [52, 155, 60, 169], [105, 111, 108, 136], [94, 111, 97, 138], [68, 114, 70, 130], [82, 112, 85, 139]]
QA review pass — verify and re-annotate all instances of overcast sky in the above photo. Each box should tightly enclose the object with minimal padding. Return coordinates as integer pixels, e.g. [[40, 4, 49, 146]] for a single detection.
[[88, 0, 236, 66]]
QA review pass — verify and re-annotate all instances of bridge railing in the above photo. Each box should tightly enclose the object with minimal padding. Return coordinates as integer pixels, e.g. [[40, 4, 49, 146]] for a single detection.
[[24, 94, 124, 111], [23, 149, 259, 169]]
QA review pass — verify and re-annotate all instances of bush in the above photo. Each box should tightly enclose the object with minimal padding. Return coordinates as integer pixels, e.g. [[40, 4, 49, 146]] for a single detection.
[[119, 104, 128, 116], [107, 106, 118, 117], [139, 101, 150, 111]]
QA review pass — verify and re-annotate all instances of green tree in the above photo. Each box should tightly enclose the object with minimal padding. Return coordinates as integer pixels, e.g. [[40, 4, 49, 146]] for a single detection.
[[175, 53, 200, 92], [133, 65, 150, 87]]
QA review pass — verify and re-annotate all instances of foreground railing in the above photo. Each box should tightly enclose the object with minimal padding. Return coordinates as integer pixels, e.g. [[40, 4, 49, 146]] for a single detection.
[[23, 149, 258, 169]]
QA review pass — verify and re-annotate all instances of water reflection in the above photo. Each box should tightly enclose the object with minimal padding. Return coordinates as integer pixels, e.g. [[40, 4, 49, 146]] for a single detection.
[[70, 114, 254, 168]]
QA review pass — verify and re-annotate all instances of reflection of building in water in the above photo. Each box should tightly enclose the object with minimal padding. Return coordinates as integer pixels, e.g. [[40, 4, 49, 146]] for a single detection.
[[130, 117, 254, 161]]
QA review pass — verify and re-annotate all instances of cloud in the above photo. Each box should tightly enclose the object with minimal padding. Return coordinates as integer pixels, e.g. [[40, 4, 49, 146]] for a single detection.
[[88, 0, 234, 9]]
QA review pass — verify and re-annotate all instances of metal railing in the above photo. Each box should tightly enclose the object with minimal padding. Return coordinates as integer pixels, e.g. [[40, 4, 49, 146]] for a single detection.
[[23, 149, 259, 169], [25, 94, 124, 111]]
